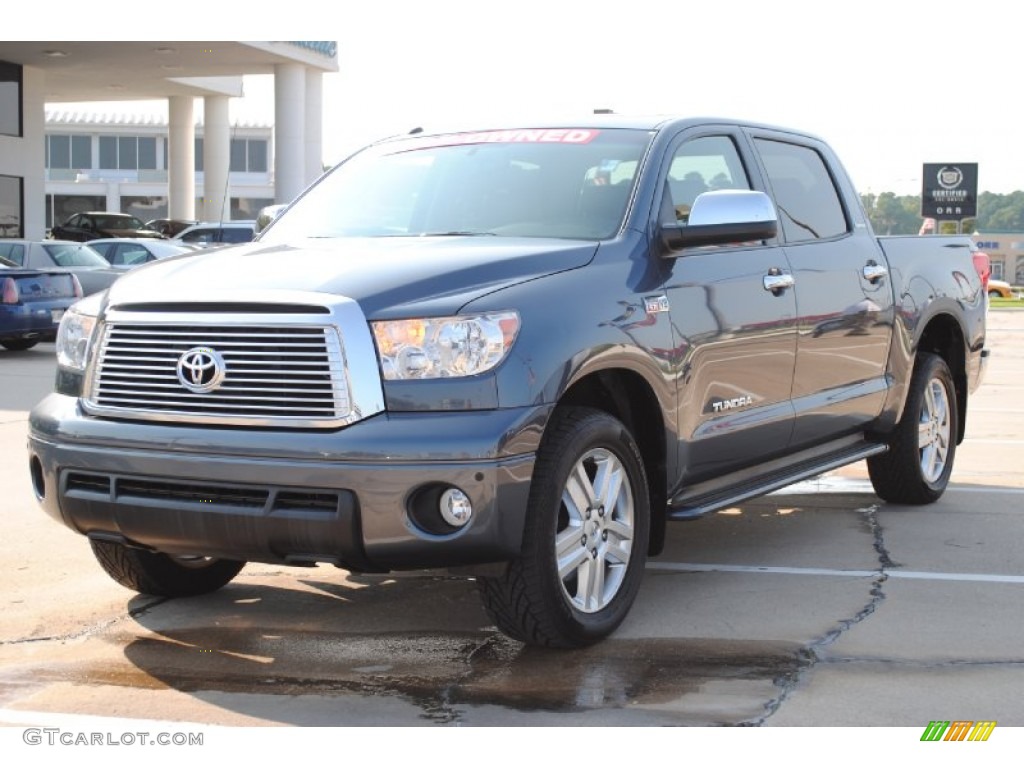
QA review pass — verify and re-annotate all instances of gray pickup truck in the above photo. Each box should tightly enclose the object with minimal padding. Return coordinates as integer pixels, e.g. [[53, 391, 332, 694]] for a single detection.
[[28, 117, 988, 647]]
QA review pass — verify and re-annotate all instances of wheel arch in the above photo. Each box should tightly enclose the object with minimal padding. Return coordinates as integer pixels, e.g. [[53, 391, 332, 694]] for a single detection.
[[914, 312, 968, 444], [555, 367, 670, 556]]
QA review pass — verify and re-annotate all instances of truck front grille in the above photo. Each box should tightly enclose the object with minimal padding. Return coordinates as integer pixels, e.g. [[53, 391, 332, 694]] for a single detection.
[[85, 322, 351, 427]]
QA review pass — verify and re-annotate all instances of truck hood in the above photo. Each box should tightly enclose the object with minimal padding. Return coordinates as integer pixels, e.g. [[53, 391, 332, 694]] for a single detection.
[[105, 236, 598, 317]]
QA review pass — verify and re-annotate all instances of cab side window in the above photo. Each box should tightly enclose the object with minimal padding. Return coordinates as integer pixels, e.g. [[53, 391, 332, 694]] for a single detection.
[[754, 139, 848, 243], [666, 136, 751, 223]]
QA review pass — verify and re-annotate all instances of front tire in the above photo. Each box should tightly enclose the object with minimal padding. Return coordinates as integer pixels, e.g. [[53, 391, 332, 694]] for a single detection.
[[480, 407, 650, 647], [868, 352, 957, 504], [90, 540, 245, 597]]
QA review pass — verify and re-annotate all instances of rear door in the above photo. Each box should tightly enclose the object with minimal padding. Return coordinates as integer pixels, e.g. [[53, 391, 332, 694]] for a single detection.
[[658, 128, 798, 484], [749, 133, 894, 448]]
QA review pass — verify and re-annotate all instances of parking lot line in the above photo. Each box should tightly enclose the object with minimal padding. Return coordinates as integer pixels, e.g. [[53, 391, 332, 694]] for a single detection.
[[646, 561, 1024, 584]]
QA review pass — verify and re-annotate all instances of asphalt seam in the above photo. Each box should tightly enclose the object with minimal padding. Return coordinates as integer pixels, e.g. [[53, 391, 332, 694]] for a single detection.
[[0, 596, 167, 647], [748, 502, 891, 726]]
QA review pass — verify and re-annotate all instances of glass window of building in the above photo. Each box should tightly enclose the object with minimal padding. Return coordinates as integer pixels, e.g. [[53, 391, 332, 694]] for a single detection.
[[0, 174, 23, 238], [99, 136, 117, 169], [248, 140, 267, 172], [229, 139, 269, 172], [47, 194, 106, 229], [0, 61, 21, 137], [118, 137, 138, 170], [98, 136, 160, 170], [138, 137, 156, 169], [46, 135, 92, 169]]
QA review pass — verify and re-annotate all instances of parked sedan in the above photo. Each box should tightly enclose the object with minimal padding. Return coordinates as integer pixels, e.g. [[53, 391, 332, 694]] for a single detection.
[[89, 238, 200, 269], [988, 279, 1017, 299], [173, 220, 256, 247], [50, 212, 164, 242], [0, 240, 123, 295], [0, 256, 83, 351]]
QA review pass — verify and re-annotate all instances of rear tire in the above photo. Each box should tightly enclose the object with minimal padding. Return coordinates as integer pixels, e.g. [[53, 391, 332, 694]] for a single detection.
[[868, 352, 957, 504], [480, 407, 650, 647], [90, 540, 245, 597], [1, 339, 38, 351]]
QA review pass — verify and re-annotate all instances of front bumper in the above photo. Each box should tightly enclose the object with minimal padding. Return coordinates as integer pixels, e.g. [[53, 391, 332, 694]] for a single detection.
[[29, 394, 547, 571]]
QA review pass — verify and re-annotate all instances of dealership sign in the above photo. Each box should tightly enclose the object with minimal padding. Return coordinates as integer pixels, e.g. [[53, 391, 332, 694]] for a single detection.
[[921, 163, 978, 219]]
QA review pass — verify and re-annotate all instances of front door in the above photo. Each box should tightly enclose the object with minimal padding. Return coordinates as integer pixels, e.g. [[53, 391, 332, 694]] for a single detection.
[[659, 131, 798, 487]]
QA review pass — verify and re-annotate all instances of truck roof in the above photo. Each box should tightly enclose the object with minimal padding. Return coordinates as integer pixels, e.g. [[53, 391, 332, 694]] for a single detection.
[[382, 115, 822, 140]]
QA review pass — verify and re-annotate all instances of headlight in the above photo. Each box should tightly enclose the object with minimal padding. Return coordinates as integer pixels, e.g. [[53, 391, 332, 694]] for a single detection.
[[56, 303, 99, 372], [372, 312, 519, 380]]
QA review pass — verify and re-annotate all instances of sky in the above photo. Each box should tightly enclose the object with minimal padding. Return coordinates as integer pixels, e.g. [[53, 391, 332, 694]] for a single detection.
[[37, 0, 1023, 196]]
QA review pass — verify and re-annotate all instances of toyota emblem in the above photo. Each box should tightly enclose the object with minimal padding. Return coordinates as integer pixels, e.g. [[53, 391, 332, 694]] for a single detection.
[[176, 346, 226, 393]]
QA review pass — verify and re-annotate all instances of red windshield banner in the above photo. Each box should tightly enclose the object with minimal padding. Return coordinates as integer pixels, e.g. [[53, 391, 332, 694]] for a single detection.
[[415, 128, 600, 149]]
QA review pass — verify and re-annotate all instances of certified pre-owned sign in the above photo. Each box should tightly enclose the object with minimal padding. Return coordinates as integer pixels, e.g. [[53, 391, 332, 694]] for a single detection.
[[921, 162, 978, 219]]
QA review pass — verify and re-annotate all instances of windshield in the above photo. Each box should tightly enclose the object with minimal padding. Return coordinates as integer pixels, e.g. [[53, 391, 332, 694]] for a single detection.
[[43, 243, 110, 267], [262, 128, 652, 243]]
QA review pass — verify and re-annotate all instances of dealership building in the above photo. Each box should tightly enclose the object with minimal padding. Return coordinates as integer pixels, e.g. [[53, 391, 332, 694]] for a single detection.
[[42, 110, 274, 229], [0, 41, 338, 240], [971, 235, 1024, 284]]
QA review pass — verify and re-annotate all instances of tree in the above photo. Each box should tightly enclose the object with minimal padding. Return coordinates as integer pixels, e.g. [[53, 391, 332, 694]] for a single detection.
[[861, 192, 922, 235]]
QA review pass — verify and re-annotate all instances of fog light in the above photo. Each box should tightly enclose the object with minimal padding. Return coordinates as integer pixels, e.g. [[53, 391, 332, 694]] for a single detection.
[[439, 488, 473, 527]]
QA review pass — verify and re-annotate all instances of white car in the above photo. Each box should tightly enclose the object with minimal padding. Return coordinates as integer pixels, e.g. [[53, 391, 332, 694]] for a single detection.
[[172, 221, 256, 247]]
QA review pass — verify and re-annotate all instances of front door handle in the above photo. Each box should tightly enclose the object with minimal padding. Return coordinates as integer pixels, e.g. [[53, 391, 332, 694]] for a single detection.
[[763, 269, 795, 295], [863, 261, 888, 283]]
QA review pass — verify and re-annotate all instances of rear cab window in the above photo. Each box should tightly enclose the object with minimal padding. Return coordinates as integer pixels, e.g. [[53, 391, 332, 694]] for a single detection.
[[753, 139, 849, 243]]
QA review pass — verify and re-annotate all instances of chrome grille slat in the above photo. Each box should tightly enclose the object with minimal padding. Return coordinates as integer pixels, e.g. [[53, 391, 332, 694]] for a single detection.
[[100, 346, 331, 354], [86, 320, 352, 426], [107, 328, 327, 337], [96, 399, 338, 411]]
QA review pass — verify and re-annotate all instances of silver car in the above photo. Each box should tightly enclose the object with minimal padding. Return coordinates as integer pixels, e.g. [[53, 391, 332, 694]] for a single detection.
[[88, 238, 201, 269], [0, 240, 123, 295]]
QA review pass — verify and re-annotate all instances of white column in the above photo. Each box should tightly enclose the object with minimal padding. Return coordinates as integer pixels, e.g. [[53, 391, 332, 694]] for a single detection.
[[203, 95, 231, 221], [167, 96, 195, 221], [20, 66, 46, 239], [274, 63, 306, 204], [106, 182, 119, 212], [304, 69, 323, 186]]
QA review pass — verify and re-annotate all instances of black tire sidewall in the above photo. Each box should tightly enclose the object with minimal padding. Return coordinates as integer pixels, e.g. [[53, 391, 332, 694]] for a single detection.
[[871, 352, 959, 503], [526, 409, 650, 645]]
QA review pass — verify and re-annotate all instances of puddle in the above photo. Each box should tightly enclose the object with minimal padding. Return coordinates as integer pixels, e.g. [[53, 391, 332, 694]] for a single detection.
[[10, 627, 804, 724], [1, 572, 810, 724]]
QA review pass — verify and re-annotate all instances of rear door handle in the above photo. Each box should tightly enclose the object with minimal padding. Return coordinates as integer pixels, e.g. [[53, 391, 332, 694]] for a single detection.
[[863, 261, 888, 282]]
